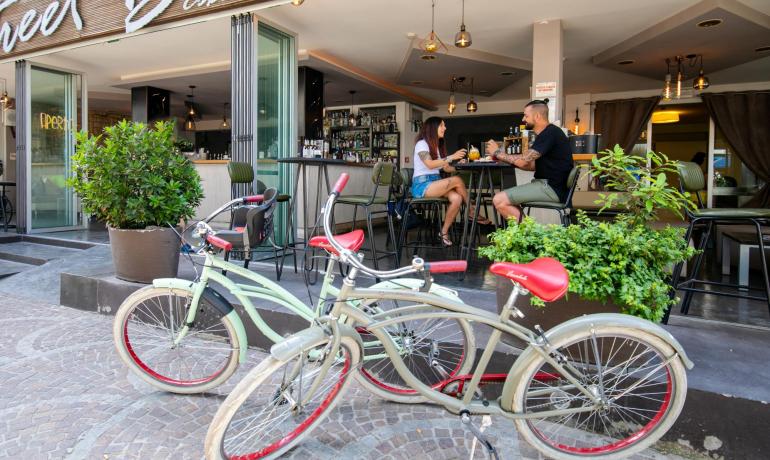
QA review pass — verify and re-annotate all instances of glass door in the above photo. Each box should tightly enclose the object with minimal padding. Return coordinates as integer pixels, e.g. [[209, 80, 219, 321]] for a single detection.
[[28, 65, 84, 231], [256, 20, 296, 244]]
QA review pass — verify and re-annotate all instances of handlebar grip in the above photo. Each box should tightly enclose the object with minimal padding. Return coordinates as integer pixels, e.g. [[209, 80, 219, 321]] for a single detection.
[[332, 173, 350, 194], [206, 234, 233, 251], [242, 195, 264, 204]]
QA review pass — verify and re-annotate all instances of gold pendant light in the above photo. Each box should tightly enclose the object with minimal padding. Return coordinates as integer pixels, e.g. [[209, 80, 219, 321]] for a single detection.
[[421, 0, 447, 59], [221, 102, 230, 129], [454, 0, 472, 48], [291, 0, 304, 6], [185, 85, 197, 131], [693, 55, 710, 90], [447, 77, 457, 114], [662, 58, 672, 100], [466, 77, 478, 113]]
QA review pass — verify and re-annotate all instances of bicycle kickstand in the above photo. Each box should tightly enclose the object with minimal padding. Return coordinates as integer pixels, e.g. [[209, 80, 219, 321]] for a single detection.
[[460, 412, 499, 460]]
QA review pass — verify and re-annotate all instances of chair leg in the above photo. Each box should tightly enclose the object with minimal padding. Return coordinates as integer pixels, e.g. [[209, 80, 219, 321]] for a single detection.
[[387, 211, 400, 266], [753, 219, 770, 314], [662, 219, 696, 324], [681, 220, 713, 315], [398, 204, 411, 263], [351, 205, 358, 232], [221, 250, 230, 276], [365, 207, 379, 271]]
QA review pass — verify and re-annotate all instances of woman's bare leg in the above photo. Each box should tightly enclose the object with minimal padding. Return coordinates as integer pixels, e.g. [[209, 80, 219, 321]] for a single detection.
[[443, 191, 462, 235]]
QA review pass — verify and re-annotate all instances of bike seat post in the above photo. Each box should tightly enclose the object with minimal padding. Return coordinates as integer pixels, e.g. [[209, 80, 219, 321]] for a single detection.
[[499, 281, 524, 321]]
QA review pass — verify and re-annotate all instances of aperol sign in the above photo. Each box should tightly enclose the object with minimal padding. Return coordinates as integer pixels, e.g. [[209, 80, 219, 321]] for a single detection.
[[0, 0, 274, 59]]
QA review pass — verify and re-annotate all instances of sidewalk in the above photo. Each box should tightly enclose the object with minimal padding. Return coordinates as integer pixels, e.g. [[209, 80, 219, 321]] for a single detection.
[[0, 293, 685, 459]]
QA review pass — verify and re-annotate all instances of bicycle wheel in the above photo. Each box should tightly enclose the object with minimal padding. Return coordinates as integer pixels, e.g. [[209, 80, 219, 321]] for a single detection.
[[353, 305, 476, 404], [113, 286, 241, 394], [204, 337, 359, 459], [511, 326, 687, 460]]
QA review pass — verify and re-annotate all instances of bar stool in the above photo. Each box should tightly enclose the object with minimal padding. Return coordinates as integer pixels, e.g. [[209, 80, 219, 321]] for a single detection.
[[521, 165, 581, 226], [227, 161, 295, 279], [663, 161, 770, 323], [335, 161, 400, 269], [397, 167, 451, 259]]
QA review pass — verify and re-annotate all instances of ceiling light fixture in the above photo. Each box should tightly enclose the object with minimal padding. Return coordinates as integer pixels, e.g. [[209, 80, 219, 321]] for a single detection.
[[447, 77, 457, 114], [500, 71, 514, 77], [466, 77, 477, 113], [348, 90, 357, 125], [617, 59, 635, 65], [290, 0, 304, 6], [574, 107, 580, 135], [755, 45, 770, 53], [651, 111, 680, 124], [420, 0, 447, 59], [662, 58, 672, 100], [675, 57, 683, 99], [692, 54, 710, 91], [221, 102, 229, 129], [185, 85, 197, 131], [454, 0, 472, 48], [696, 19, 722, 28]]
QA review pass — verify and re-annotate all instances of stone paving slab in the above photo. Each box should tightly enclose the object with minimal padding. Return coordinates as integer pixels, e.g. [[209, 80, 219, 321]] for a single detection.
[[0, 294, 685, 459]]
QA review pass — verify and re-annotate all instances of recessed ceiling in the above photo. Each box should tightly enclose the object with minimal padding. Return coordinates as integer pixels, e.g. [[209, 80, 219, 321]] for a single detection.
[[593, 0, 770, 80], [395, 42, 530, 96]]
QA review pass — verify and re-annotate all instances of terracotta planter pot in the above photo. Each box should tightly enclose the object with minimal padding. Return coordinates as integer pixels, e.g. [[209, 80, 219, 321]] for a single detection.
[[108, 226, 180, 283], [496, 275, 620, 348]]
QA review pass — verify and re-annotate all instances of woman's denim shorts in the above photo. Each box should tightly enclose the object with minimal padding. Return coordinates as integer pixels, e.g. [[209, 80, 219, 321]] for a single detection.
[[411, 174, 440, 199]]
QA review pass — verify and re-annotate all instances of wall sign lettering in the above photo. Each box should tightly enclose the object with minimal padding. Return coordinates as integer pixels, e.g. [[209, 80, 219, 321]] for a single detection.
[[0, 0, 272, 59]]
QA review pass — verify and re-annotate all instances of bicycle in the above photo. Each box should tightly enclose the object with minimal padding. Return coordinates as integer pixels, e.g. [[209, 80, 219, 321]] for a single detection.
[[112, 189, 475, 402], [205, 173, 693, 460]]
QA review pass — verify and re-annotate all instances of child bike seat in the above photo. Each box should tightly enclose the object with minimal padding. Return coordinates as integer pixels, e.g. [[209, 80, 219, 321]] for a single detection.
[[309, 229, 365, 255], [489, 258, 569, 302]]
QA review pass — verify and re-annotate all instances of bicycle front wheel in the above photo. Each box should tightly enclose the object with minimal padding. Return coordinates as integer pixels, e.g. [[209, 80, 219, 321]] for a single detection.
[[354, 305, 475, 404], [511, 326, 687, 460], [205, 337, 359, 460], [113, 286, 241, 394]]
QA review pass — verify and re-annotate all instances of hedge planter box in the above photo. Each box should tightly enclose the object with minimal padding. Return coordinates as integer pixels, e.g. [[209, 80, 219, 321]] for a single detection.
[[496, 276, 619, 348], [109, 226, 180, 283]]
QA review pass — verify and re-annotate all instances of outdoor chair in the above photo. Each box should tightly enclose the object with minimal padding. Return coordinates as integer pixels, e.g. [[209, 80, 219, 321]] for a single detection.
[[397, 167, 452, 260], [521, 165, 581, 226], [335, 161, 399, 269], [214, 188, 281, 278], [227, 161, 295, 278], [664, 161, 770, 323]]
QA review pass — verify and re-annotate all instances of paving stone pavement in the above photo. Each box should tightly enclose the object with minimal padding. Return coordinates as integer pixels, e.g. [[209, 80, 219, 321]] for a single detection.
[[0, 294, 686, 459]]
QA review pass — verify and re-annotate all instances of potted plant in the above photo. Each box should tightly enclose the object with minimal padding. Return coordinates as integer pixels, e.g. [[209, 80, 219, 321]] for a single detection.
[[480, 145, 697, 336], [70, 120, 203, 283]]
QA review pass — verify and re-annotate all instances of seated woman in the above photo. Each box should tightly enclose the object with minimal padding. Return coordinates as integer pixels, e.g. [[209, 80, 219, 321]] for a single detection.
[[411, 116, 490, 247]]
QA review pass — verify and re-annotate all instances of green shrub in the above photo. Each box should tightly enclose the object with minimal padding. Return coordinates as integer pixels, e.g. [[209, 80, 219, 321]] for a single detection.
[[480, 145, 698, 322], [69, 120, 203, 229]]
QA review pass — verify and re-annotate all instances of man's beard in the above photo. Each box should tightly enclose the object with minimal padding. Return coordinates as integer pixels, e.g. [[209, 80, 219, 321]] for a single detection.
[[525, 122, 534, 130]]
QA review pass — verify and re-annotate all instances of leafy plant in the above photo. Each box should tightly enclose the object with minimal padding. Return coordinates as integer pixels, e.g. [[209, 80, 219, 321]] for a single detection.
[[480, 213, 696, 322], [481, 145, 698, 322], [69, 120, 203, 229], [174, 139, 195, 152], [590, 145, 695, 227]]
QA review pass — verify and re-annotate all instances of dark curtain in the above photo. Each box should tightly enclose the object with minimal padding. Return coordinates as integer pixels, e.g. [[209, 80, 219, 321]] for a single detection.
[[701, 91, 770, 207], [594, 96, 661, 154]]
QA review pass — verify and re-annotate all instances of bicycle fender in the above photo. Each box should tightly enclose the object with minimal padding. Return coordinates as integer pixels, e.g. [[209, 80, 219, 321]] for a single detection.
[[499, 313, 694, 410], [370, 279, 461, 301], [152, 278, 194, 291], [270, 324, 362, 362]]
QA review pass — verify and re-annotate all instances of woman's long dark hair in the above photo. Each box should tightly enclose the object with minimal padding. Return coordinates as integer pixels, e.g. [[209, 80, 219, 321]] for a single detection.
[[417, 116, 447, 160]]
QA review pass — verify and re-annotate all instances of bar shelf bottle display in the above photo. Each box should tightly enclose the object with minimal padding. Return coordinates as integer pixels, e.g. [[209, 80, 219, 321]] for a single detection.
[[324, 106, 401, 165]]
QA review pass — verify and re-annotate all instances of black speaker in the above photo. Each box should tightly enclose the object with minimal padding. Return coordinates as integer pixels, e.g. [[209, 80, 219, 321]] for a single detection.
[[132, 86, 170, 123]]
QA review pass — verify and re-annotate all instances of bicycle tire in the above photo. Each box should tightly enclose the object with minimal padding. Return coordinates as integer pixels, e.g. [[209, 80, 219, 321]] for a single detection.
[[511, 326, 687, 460], [204, 336, 360, 459], [353, 304, 476, 404], [113, 285, 241, 394]]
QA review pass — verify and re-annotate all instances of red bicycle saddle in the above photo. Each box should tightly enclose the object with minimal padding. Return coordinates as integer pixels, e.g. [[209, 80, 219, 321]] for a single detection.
[[309, 229, 365, 255], [489, 258, 569, 302]]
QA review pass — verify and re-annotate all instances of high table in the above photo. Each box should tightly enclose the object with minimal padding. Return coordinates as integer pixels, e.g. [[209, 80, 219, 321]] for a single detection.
[[454, 161, 515, 275], [0, 181, 15, 232], [277, 157, 346, 281]]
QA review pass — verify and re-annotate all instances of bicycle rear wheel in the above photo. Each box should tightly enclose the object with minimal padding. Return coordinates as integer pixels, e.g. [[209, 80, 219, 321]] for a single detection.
[[511, 326, 687, 460], [113, 286, 241, 394], [205, 338, 359, 459], [354, 305, 475, 403]]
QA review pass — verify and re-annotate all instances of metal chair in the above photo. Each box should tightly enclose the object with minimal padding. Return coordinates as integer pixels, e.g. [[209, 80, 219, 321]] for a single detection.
[[663, 161, 770, 323], [521, 165, 582, 226], [397, 167, 451, 259], [335, 161, 400, 269], [214, 188, 281, 278], [227, 161, 295, 278]]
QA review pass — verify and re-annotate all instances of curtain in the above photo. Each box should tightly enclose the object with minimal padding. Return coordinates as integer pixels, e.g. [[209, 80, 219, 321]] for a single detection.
[[701, 91, 770, 207], [594, 96, 661, 154]]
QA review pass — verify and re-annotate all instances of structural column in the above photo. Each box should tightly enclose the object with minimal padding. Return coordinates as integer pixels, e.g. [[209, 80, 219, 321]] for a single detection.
[[230, 13, 257, 198], [531, 19, 564, 125]]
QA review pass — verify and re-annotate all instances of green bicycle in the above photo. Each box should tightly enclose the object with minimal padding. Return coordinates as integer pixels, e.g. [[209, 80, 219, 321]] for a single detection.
[[112, 188, 475, 402]]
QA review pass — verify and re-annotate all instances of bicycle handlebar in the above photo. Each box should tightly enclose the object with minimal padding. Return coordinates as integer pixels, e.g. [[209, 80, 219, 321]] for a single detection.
[[322, 174, 422, 279]]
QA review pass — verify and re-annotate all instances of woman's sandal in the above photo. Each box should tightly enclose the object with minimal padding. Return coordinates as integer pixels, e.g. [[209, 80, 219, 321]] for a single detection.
[[438, 231, 453, 247]]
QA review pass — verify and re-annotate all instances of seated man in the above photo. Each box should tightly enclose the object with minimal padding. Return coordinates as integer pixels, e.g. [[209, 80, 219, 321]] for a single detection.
[[486, 99, 574, 222]]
